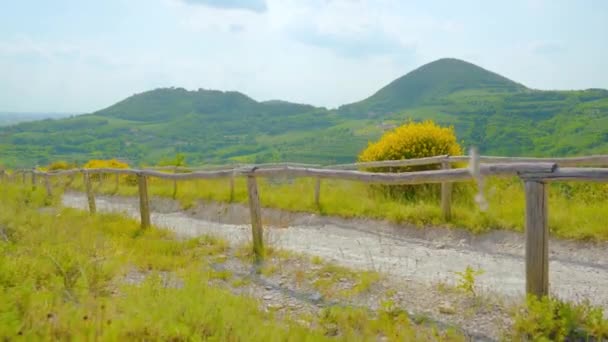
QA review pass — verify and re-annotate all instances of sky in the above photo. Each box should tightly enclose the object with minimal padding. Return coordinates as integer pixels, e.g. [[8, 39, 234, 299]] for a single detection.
[[1, 0, 607, 113]]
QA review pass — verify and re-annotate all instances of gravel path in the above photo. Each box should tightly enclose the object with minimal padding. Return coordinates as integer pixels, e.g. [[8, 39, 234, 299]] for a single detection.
[[62, 193, 608, 311]]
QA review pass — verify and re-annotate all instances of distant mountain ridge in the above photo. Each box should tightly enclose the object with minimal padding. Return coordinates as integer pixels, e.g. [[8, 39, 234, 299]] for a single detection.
[[0, 112, 73, 126], [96, 87, 320, 122], [1, 58, 607, 167]]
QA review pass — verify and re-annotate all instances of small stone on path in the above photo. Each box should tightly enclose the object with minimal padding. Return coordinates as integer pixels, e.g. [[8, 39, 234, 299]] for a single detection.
[[438, 302, 456, 315], [309, 292, 322, 302]]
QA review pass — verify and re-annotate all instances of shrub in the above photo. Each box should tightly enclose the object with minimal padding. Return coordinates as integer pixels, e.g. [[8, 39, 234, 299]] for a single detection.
[[358, 120, 463, 199], [83, 159, 135, 184], [46, 161, 76, 171], [508, 296, 608, 341], [454, 266, 484, 296], [83, 159, 130, 170], [359, 120, 462, 170]]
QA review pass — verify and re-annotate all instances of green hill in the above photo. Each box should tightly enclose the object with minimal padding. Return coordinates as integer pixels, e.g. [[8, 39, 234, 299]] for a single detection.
[[1, 58, 607, 167], [339, 58, 526, 117], [0, 88, 337, 166]]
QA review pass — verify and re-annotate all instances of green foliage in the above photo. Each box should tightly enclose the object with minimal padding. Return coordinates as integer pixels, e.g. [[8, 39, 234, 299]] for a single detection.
[[453, 266, 484, 296], [1, 59, 607, 167], [158, 153, 186, 167], [317, 306, 464, 341], [309, 262, 381, 299], [508, 296, 608, 341]]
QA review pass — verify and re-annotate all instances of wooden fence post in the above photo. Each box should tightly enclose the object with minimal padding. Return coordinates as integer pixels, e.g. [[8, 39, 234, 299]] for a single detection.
[[441, 161, 452, 221], [44, 174, 52, 197], [172, 166, 178, 199], [229, 171, 235, 202], [83, 172, 96, 214], [98, 172, 104, 189], [137, 173, 151, 229], [524, 179, 549, 297], [246, 173, 264, 263], [65, 174, 75, 189], [469, 147, 488, 211], [314, 177, 321, 207]]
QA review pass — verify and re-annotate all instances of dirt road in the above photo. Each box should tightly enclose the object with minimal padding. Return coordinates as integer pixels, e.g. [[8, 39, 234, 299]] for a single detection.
[[62, 193, 608, 311]]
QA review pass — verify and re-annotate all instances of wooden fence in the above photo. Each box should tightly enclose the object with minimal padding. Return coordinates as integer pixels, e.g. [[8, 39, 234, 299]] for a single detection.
[[3, 153, 608, 297]]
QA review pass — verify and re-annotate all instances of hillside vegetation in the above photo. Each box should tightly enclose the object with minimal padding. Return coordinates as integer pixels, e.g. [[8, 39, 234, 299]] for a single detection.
[[1, 58, 607, 167]]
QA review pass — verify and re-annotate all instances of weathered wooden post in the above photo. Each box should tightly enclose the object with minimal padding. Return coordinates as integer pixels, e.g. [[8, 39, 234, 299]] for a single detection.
[[31, 170, 37, 190], [137, 173, 151, 229], [64, 173, 75, 189], [44, 174, 52, 197], [440, 160, 452, 220], [524, 179, 549, 297], [97, 172, 104, 190], [314, 177, 321, 208], [83, 171, 96, 214], [172, 166, 178, 199], [229, 171, 235, 202], [469, 147, 488, 211], [246, 171, 264, 263]]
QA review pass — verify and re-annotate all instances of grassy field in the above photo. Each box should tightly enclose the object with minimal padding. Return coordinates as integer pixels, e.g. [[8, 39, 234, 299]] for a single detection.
[[58, 172, 608, 241], [0, 183, 470, 341], [2, 180, 608, 340]]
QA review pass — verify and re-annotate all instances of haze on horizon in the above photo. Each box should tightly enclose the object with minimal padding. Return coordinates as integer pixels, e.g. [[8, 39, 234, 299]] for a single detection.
[[1, 0, 607, 114]]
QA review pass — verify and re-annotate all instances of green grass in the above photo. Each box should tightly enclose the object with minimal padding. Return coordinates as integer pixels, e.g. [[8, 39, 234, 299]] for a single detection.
[[308, 263, 382, 300], [64, 172, 608, 241], [508, 296, 608, 340], [0, 183, 465, 341]]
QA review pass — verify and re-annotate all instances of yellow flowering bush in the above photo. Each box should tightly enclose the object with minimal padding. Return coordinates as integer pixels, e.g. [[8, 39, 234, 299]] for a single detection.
[[83, 159, 130, 170], [358, 120, 463, 199], [359, 120, 462, 171], [46, 161, 76, 171], [83, 159, 135, 184]]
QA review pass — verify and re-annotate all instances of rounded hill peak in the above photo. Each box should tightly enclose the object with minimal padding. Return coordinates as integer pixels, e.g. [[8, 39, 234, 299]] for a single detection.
[[340, 58, 526, 115]]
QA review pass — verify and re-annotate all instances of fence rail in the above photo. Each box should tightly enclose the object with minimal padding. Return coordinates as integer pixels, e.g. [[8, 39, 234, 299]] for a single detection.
[[129, 154, 608, 172], [3, 153, 608, 298]]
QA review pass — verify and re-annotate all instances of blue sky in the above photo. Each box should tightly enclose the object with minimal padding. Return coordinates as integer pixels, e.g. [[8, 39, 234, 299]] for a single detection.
[[1, 0, 607, 113]]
